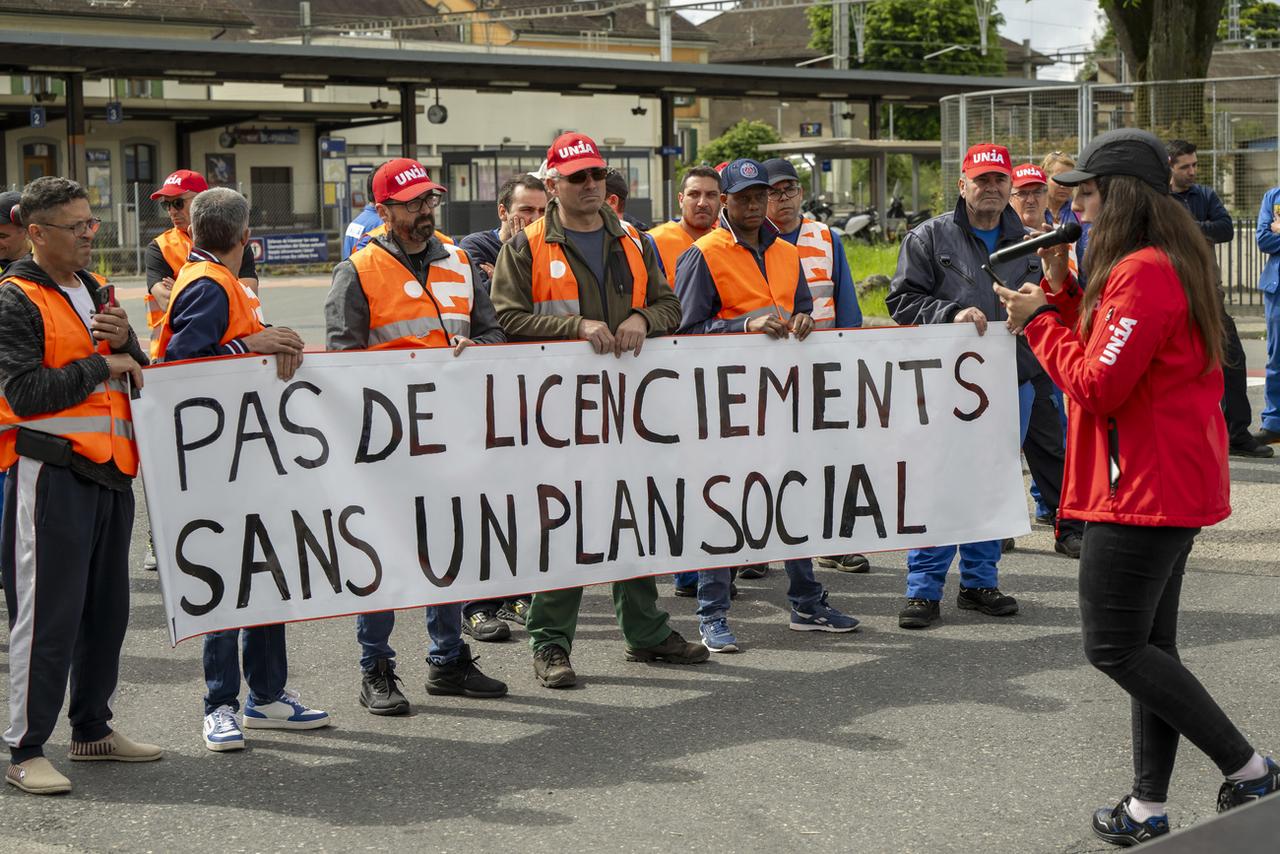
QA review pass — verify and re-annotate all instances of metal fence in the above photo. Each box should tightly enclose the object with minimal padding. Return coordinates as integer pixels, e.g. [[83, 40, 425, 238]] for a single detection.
[[7, 180, 333, 278], [941, 76, 1280, 309]]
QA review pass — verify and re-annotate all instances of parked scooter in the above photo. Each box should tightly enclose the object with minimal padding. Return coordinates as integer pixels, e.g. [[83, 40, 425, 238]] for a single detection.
[[883, 181, 931, 239], [801, 194, 834, 224], [843, 205, 881, 243]]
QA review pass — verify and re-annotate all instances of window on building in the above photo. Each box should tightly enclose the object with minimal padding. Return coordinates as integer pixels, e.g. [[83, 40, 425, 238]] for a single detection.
[[123, 142, 157, 186]]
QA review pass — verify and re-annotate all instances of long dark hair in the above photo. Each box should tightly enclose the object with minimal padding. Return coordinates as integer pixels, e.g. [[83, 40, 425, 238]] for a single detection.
[[1081, 176, 1223, 369]]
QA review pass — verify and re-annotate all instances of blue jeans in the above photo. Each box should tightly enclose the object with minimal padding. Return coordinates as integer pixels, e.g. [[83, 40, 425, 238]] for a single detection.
[[356, 604, 464, 671], [672, 571, 697, 589], [203, 624, 288, 715], [1263, 289, 1280, 432], [696, 559, 824, 623], [905, 540, 1003, 600]]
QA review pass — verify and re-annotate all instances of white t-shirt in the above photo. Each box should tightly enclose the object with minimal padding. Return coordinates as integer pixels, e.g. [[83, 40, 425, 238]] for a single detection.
[[59, 282, 96, 329]]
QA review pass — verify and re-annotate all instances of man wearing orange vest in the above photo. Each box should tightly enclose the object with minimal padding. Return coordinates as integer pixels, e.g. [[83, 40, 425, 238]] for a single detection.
[[489, 132, 709, 688], [154, 187, 330, 752], [647, 165, 722, 289], [326, 158, 509, 716], [674, 158, 861, 654], [145, 170, 258, 360], [0, 177, 161, 795], [761, 157, 871, 576], [349, 162, 455, 255]]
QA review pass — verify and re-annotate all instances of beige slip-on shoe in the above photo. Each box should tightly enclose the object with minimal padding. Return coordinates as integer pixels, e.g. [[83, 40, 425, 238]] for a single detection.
[[5, 757, 72, 794], [68, 731, 163, 762]]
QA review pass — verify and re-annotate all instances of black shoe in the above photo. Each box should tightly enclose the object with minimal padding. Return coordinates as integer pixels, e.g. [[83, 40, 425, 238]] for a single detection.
[[532, 643, 576, 689], [1034, 513, 1055, 527], [497, 598, 530, 626], [730, 582, 739, 600], [1230, 441, 1275, 458], [817, 554, 871, 573], [1217, 757, 1280, 813], [462, 608, 511, 642], [359, 658, 410, 716], [1091, 797, 1170, 847], [673, 583, 696, 598], [1055, 532, 1083, 559], [737, 564, 768, 579], [425, 644, 508, 698], [1001, 538, 1016, 553], [898, 598, 940, 629], [1253, 428, 1280, 445], [956, 585, 1019, 616], [625, 630, 711, 664]]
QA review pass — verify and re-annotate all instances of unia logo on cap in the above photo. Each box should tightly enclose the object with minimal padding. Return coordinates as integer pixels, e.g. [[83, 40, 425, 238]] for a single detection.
[[739, 161, 759, 178], [1014, 166, 1043, 180], [395, 165, 429, 186], [971, 149, 1007, 166], [557, 140, 597, 159], [164, 174, 185, 186]]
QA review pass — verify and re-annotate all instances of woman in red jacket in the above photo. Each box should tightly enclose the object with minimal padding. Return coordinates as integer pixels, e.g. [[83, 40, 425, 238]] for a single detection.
[[997, 128, 1278, 847]]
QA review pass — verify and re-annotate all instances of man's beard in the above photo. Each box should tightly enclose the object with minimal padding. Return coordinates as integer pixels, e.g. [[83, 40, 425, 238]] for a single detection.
[[399, 214, 435, 244]]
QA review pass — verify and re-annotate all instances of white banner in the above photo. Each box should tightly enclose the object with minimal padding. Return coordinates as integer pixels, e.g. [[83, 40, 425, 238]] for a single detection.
[[135, 327, 1030, 644]]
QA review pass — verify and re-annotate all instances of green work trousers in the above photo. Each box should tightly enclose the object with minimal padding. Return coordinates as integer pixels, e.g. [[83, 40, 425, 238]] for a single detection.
[[527, 577, 672, 653]]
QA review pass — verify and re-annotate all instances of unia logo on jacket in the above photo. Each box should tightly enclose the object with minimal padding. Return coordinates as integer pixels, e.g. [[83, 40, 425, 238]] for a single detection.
[[394, 165, 428, 186], [557, 140, 597, 160], [1099, 316, 1138, 365]]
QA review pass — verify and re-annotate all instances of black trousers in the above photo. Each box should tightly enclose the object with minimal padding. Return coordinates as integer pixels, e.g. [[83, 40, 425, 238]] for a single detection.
[[1079, 522, 1254, 802], [1221, 300, 1255, 447], [2, 458, 133, 763], [1023, 375, 1084, 539]]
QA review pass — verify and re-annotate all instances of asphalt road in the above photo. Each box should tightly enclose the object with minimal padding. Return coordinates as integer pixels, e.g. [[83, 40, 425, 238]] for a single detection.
[[1, 279, 1276, 853]]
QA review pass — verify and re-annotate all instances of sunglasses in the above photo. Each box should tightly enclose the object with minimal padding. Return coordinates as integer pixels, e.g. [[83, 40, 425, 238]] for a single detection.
[[564, 167, 609, 184], [159, 198, 186, 211]]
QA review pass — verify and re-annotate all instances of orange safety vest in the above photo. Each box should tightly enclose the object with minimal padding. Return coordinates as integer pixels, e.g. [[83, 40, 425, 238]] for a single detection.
[[0, 273, 138, 474], [647, 220, 695, 287], [796, 217, 836, 328], [147, 227, 192, 358], [525, 217, 648, 316], [694, 226, 801, 323], [153, 258, 266, 360], [365, 223, 454, 245], [351, 240, 473, 349]]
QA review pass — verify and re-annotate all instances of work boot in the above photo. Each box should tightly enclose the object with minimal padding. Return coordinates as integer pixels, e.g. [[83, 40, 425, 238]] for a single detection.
[[462, 607, 511, 642], [359, 658, 410, 716], [532, 643, 576, 689], [898, 598, 940, 629], [425, 644, 508, 698], [624, 630, 710, 664], [1055, 532, 1083, 559], [816, 554, 871, 573], [956, 585, 1019, 617], [497, 598, 530, 626]]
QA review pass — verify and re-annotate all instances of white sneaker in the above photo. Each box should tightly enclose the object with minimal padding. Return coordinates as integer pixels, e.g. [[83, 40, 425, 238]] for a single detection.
[[203, 705, 245, 752], [242, 687, 330, 730]]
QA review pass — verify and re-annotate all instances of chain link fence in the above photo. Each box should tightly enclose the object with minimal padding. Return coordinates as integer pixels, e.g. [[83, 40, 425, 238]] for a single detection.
[[7, 180, 331, 279], [942, 76, 1280, 310]]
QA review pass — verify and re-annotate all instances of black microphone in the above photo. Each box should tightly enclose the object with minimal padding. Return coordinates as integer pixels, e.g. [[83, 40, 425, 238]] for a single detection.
[[987, 221, 1081, 266]]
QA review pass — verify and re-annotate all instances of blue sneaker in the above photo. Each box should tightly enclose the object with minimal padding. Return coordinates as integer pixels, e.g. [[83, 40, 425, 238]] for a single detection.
[[243, 688, 330, 730], [1218, 756, 1280, 812], [699, 618, 739, 653], [1091, 797, 1169, 846], [202, 705, 245, 752], [790, 593, 860, 633]]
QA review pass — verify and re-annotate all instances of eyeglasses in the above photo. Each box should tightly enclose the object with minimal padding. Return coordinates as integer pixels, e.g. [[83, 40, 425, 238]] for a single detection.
[[564, 167, 609, 184], [384, 192, 443, 213], [38, 218, 102, 238], [768, 185, 802, 200], [1012, 187, 1049, 198], [159, 198, 186, 211]]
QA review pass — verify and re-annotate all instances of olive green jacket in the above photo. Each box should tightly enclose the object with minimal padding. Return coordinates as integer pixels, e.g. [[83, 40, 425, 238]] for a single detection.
[[489, 199, 683, 340]]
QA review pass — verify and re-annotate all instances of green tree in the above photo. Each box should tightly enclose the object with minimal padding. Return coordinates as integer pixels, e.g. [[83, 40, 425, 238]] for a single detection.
[[1218, 0, 1280, 43], [691, 120, 780, 166], [808, 0, 1006, 139]]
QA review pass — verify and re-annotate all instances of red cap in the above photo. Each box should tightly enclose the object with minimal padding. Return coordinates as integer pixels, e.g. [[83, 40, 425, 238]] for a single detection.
[[372, 158, 447, 204], [150, 169, 208, 200], [546, 132, 606, 176], [961, 144, 1013, 178], [1012, 163, 1048, 188]]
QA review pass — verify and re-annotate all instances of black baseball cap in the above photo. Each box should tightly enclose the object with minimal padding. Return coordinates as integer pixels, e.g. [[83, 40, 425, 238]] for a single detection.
[[762, 158, 800, 185], [721, 158, 771, 194], [1051, 128, 1171, 194], [0, 191, 20, 226]]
